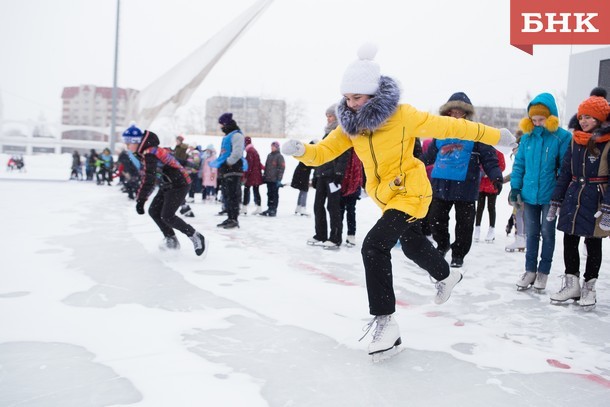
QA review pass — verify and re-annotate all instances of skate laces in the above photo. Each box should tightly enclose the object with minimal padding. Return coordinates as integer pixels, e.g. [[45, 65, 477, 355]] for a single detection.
[[556, 275, 572, 293], [190, 233, 202, 250], [359, 316, 386, 342]]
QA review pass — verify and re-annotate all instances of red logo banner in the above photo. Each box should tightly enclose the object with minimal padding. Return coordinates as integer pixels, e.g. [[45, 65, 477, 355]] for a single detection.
[[510, 0, 610, 55]]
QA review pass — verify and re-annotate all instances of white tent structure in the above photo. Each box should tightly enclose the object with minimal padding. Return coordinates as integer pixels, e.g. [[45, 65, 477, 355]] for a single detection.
[[134, 0, 274, 128]]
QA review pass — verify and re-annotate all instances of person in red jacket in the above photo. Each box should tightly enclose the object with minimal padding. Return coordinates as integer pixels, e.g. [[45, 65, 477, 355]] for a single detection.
[[122, 124, 207, 257], [474, 148, 506, 243], [242, 136, 264, 215]]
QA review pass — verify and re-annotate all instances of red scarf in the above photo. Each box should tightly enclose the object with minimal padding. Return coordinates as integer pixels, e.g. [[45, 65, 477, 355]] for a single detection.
[[573, 130, 610, 146]]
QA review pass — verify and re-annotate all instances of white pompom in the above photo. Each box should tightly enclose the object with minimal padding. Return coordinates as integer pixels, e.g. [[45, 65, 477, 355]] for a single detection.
[[357, 43, 378, 61]]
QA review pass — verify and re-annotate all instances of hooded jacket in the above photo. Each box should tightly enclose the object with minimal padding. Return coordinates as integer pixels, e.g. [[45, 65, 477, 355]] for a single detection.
[[510, 93, 571, 205], [295, 76, 501, 218], [135, 130, 191, 201]]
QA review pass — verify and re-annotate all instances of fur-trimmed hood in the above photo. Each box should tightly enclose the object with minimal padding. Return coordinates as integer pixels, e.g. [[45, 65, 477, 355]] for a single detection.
[[439, 92, 475, 120], [519, 92, 560, 133], [336, 76, 400, 136]]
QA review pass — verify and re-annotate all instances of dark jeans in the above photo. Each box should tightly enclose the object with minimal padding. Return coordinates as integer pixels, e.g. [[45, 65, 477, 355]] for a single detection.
[[265, 182, 280, 212], [188, 173, 201, 198], [148, 185, 195, 238], [475, 192, 498, 227], [428, 198, 476, 260], [243, 185, 261, 206], [313, 177, 342, 244], [362, 209, 450, 315], [222, 175, 242, 221], [340, 191, 359, 236], [564, 233, 602, 281]]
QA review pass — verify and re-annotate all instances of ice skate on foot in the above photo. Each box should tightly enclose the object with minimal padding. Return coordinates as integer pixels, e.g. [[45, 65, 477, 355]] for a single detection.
[[516, 271, 536, 291], [550, 274, 580, 304], [505, 235, 525, 252], [579, 279, 596, 311], [189, 232, 208, 257], [371, 343, 405, 363], [345, 235, 356, 247], [307, 237, 325, 246], [159, 235, 180, 251], [360, 315, 402, 360], [434, 269, 462, 304]]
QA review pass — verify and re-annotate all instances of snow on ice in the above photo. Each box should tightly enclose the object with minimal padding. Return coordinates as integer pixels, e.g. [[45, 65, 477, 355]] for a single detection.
[[1, 142, 609, 406]]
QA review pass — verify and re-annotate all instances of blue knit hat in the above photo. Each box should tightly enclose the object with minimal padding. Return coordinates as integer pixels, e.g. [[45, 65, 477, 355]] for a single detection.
[[122, 124, 143, 144]]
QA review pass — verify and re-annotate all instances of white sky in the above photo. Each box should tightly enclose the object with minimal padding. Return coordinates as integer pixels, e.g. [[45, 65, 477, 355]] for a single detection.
[[1, 150, 610, 405], [0, 0, 607, 135]]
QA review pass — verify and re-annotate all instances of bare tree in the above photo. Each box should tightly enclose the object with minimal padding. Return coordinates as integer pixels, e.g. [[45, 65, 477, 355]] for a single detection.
[[284, 99, 306, 137]]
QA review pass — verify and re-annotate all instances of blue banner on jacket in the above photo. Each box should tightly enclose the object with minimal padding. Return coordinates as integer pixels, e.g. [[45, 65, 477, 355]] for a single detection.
[[431, 139, 474, 181]]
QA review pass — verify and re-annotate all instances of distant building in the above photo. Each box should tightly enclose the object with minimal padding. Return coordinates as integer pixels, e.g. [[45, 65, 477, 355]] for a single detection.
[[566, 47, 610, 120], [475, 106, 524, 133], [205, 96, 286, 138], [60, 85, 139, 152], [0, 85, 140, 155]]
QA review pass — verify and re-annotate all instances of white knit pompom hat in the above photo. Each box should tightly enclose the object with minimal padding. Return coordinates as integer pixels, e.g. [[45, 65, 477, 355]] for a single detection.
[[339, 43, 380, 95]]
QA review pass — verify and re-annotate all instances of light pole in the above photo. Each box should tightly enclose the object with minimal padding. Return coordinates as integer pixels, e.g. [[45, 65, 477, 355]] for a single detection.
[[110, 0, 120, 152]]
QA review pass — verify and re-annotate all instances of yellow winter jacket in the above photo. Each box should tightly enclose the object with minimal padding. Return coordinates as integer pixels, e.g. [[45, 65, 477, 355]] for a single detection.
[[297, 104, 500, 218]]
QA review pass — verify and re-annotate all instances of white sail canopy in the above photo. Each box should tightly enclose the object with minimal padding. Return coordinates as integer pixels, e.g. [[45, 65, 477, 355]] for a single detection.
[[134, 0, 274, 128]]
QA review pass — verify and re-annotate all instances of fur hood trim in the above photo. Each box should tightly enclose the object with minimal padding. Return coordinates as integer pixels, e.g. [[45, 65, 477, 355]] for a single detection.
[[439, 100, 475, 119], [336, 76, 400, 136], [519, 115, 560, 133]]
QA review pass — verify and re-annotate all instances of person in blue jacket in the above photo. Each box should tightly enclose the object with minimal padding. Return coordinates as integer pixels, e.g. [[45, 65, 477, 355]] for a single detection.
[[510, 93, 571, 291], [209, 113, 246, 229], [547, 95, 610, 309], [421, 92, 504, 268]]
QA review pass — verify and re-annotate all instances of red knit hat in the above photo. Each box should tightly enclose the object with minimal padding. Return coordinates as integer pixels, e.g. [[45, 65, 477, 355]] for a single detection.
[[578, 96, 610, 122]]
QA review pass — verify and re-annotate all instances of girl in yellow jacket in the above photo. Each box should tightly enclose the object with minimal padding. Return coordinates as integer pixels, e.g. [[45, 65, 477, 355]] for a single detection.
[[282, 43, 515, 358]]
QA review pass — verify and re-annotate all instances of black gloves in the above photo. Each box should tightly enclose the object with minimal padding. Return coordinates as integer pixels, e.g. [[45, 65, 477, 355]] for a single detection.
[[492, 179, 503, 195], [136, 200, 145, 215]]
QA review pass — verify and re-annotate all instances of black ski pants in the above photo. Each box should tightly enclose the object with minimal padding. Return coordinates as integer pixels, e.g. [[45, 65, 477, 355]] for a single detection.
[[362, 209, 450, 315], [428, 198, 476, 260], [313, 177, 342, 245], [148, 185, 195, 238]]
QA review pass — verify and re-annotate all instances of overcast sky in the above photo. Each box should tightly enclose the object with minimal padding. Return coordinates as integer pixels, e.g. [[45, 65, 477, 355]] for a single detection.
[[0, 0, 606, 136]]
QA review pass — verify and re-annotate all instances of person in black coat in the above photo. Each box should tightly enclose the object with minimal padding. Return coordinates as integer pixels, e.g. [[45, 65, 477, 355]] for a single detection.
[[548, 95, 610, 308], [122, 124, 207, 256], [290, 141, 315, 216]]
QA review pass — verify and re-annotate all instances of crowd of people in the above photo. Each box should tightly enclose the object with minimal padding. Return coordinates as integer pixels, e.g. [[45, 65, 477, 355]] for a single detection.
[[64, 43, 609, 360]]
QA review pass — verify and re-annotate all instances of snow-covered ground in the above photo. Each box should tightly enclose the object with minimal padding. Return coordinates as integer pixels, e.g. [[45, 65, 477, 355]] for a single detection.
[[1, 144, 609, 407]]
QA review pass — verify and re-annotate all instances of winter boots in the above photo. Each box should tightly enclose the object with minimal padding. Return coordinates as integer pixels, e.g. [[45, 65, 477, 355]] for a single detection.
[[550, 274, 581, 303], [506, 235, 526, 252], [434, 269, 463, 304]]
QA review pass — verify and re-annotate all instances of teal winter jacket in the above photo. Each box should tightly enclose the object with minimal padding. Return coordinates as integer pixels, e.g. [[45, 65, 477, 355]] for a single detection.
[[510, 93, 571, 205]]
